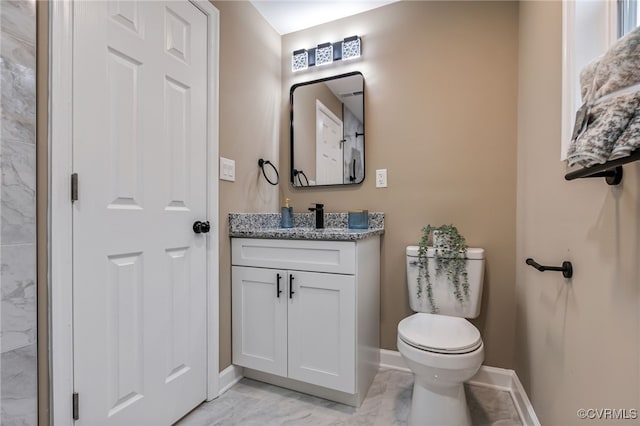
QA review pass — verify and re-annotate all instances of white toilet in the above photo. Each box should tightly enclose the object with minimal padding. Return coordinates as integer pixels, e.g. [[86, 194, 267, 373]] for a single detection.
[[398, 245, 485, 426]]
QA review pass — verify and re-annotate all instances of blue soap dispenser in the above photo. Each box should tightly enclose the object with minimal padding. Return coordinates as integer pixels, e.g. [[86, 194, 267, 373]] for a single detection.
[[281, 198, 293, 228]]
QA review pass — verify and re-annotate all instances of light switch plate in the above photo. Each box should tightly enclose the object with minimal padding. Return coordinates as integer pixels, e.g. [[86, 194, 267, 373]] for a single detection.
[[220, 157, 235, 182], [376, 169, 387, 188]]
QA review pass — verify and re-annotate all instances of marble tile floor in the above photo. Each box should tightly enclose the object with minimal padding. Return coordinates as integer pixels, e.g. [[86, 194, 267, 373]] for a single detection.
[[178, 368, 523, 426]]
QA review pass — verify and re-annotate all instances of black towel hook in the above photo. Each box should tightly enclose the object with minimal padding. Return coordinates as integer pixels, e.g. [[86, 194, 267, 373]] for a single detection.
[[525, 258, 573, 278], [258, 159, 279, 185]]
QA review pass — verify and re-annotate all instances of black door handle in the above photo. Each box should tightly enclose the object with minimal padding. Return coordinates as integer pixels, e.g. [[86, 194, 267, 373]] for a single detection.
[[193, 221, 211, 234], [289, 274, 295, 299], [276, 273, 282, 298]]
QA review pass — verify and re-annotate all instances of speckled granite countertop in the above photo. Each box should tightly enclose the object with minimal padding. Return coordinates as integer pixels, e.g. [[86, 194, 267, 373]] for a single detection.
[[229, 212, 384, 241]]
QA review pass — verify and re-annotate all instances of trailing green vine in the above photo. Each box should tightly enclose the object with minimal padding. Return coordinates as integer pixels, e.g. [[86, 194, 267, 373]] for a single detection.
[[417, 224, 469, 313]]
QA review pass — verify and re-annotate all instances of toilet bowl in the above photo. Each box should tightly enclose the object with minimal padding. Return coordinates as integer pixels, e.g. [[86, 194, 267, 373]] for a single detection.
[[400, 246, 485, 426], [398, 313, 484, 426]]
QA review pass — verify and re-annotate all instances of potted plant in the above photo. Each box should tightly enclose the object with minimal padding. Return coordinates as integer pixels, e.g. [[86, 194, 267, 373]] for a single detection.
[[417, 224, 469, 313]]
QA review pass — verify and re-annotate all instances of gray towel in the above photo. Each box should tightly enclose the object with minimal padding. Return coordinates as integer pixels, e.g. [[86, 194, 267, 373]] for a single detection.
[[567, 26, 640, 167], [610, 105, 640, 160]]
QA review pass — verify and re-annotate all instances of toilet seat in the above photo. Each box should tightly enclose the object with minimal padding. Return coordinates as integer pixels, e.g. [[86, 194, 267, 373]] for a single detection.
[[398, 313, 482, 354]]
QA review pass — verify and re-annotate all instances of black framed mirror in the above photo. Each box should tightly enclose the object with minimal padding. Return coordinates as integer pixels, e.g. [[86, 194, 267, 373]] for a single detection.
[[290, 71, 364, 187]]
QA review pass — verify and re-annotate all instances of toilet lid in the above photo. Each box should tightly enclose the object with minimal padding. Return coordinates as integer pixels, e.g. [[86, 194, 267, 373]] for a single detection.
[[398, 313, 482, 354]]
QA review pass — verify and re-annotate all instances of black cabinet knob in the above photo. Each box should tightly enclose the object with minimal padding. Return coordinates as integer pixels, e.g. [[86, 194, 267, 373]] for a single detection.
[[193, 221, 211, 234]]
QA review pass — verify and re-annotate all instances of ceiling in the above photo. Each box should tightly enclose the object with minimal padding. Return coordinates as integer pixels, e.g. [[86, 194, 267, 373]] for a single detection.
[[249, 0, 399, 35]]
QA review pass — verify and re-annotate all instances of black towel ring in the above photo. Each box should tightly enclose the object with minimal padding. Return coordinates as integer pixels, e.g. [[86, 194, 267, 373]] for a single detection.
[[292, 169, 309, 186], [258, 159, 279, 185]]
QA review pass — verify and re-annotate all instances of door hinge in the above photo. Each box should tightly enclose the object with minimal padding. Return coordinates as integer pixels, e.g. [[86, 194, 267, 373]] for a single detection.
[[72, 392, 79, 421], [71, 173, 78, 202]]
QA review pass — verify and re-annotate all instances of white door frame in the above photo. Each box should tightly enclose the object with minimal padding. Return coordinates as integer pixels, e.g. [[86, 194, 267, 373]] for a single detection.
[[48, 1, 220, 424]]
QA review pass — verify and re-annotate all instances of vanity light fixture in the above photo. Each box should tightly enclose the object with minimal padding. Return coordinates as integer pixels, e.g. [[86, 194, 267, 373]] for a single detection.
[[315, 42, 334, 66], [292, 49, 309, 72], [341, 35, 361, 60], [291, 35, 361, 72]]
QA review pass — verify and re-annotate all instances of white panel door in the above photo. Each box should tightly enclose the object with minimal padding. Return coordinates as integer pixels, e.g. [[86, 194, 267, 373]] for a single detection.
[[232, 266, 288, 377], [288, 271, 356, 393], [72, 1, 209, 424], [315, 100, 344, 185]]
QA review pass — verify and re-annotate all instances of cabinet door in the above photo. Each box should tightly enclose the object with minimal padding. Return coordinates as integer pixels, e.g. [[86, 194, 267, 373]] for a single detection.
[[232, 266, 287, 376], [287, 271, 356, 393]]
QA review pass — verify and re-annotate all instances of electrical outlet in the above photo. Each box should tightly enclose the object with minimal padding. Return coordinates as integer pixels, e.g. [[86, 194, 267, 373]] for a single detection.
[[220, 157, 235, 182], [376, 169, 387, 188]]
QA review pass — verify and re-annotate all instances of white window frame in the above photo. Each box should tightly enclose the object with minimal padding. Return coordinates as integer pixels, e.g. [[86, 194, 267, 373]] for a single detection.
[[618, 0, 639, 36], [561, 0, 618, 160]]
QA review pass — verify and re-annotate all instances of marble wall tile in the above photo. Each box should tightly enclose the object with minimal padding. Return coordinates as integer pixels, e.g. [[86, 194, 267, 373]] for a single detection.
[[0, 344, 37, 426], [0, 244, 36, 353], [0, 31, 36, 71], [0, 140, 36, 246], [1, 1, 37, 422], [0, 57, 36, 144], [0, 1, 36, 45]]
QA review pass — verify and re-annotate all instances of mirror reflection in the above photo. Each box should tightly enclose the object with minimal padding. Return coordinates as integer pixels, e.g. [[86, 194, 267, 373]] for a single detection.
[[291, 72, 364, 187]]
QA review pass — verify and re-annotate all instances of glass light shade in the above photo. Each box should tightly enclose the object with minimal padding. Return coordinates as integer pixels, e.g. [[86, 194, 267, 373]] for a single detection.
[[342, 36, 361, 60], [315, 43, 333, 66], [292, 49, 308, 72]]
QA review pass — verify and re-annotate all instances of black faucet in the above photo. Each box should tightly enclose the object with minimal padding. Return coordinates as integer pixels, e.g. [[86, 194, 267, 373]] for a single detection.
[[308, 203, 324, 229]]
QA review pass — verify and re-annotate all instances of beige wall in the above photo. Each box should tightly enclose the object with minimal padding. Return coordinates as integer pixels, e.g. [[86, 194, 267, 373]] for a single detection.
[[211, 0, 281, 370], [516, 2, 640, 424], [280, 1, 519, 368]]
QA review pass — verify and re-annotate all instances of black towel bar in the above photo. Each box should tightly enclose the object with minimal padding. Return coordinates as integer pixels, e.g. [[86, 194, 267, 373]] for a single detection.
[[564, 149, 640, 185], [525, 258, 573, 278]]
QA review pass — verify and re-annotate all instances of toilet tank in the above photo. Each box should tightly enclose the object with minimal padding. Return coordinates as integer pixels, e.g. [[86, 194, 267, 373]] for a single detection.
[[406, 246, 485, 318]]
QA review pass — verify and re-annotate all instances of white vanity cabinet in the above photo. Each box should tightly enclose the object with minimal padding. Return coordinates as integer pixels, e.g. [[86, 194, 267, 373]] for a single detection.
[[232, 267, 356, 393], [231, 237, 380, 406]]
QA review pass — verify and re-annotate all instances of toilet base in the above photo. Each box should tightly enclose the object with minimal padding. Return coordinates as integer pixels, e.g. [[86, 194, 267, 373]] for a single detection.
[[409, 378, 471, 426]]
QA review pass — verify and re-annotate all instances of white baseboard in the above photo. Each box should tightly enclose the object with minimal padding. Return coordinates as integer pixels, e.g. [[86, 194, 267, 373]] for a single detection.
[[218, 364, 244, 396], [467, 364, 514, 391], [379, 349, 540, 426], [509, 370, 540, 426], [380, 348, 410, 371]]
